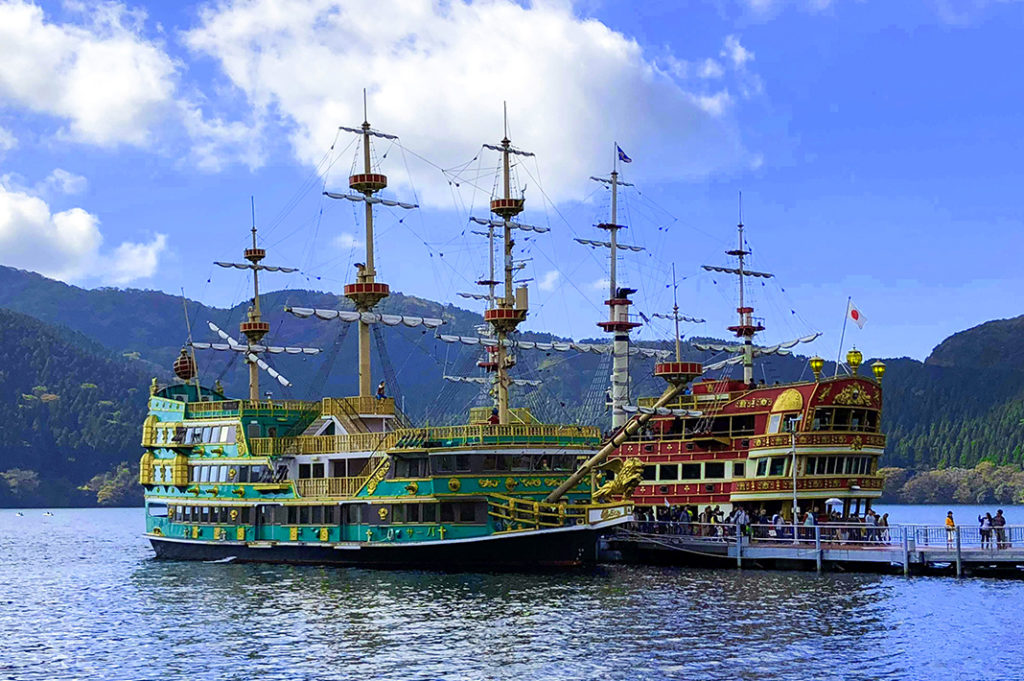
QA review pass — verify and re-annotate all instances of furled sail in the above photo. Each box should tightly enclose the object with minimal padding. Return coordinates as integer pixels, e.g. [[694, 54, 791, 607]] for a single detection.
[[287, 307, 445, 328]]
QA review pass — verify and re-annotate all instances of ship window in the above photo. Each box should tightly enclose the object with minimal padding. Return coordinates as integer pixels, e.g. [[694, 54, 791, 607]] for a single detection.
[[658, 464, 679, 481], [511, 455, 531, 471], [247, 423, 260, 439], [312, 463, 325, 478], [216, 465, 226, 482], [147, 503, 168, 517], [769, 458, 786, 476], [236, 466, 248, 483], [483, 455, 510, 472], [153, 465, 163, 484], [422, 504, 437, 523], [455, 455, 471, 472], [642, 466, 658, 482], [733, 462, 745, 478], [200, 507, 210, 523], [296, 506, 308, 525], [704, 462, 726, 479], [812, 409, 832, 431], [201, 427, 212, 443], [299, 464, 311, 479], [681, 463, 701, 480], [345, 505, 361, 525], [755, 459, 768, 476], [440, 503, 455, 522], [767, 414, 782, 434], [434, 455, 454, 473], [731, 415, 756, 435], [198, 466, 209, 483], [241, 507, 252, 524], [311, 506, 323, 525], [826, 457, 838, 475], [155, 428, 165, 444], [459, 503, 476, 523]]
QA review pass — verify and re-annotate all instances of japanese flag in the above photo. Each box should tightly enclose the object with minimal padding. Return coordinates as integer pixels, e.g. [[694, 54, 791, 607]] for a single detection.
[[848, 300, 866, 329]]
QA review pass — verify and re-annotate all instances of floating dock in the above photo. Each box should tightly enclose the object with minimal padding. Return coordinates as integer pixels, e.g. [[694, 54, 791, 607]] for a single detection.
[[603, 522, 1024, 577]]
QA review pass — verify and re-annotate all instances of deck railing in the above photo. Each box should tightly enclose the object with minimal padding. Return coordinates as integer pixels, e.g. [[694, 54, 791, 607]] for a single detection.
[[295, 477, 365, 498], [391, 423, 600, 449], [322, 396, 395, 418], [183, 399, 317, 418], [487, 493, 631, 533], [249, 431, 394, 456]]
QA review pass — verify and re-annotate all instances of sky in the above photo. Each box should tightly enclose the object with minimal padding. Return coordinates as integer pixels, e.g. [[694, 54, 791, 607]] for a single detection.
[[1, 0, 1023, 363]]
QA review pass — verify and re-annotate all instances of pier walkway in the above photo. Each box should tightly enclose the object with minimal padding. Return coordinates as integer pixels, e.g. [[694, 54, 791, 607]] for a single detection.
[[605, 521, 1024, 577]]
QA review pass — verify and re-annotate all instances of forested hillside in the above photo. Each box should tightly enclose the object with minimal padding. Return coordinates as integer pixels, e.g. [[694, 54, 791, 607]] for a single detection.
[[2, 263, 1024, 507], [0, 308, 161, 507]]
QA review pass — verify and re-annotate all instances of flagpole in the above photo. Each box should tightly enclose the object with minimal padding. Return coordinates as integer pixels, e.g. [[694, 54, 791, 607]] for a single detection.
[[834, 296, 851, 377]]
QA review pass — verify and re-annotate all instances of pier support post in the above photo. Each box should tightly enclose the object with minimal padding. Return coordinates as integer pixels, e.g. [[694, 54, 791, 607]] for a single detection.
[[735, 520, 742, 569], [955, 526, 963, 577], [814, 525, 822, 573], [903, 529, 910, 577]]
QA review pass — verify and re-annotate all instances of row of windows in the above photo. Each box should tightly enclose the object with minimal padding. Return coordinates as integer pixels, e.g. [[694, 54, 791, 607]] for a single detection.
[[154, 503, 484, 526], [187, 464, 279, 484], [641, 462, 745, 483], [811, 408, 880, 433], [754, 457, 790, 477], [432, 454, 579, 474], [155, 424, 237, 446], [806, 455, 874, 476]]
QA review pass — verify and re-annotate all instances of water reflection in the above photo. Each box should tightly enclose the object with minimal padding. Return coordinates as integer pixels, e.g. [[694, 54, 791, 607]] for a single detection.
[[0, 508, 1020, 680]]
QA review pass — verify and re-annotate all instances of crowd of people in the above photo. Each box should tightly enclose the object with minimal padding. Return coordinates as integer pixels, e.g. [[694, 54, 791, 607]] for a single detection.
[[945, 509, 1011, 549], [633, 504, 892, 544]]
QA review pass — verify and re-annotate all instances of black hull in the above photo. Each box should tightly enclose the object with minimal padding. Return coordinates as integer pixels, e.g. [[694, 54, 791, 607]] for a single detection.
[[149, 529, 605, 570]]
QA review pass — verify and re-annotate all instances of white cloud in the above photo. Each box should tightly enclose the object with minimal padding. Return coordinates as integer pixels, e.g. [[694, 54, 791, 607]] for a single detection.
[[39, 168, 88, 195], [698, 58, 725, 79], [722, 35, 754, 69], [0, 1, 177, 147], [184, 0, 756, 205], [696, 91, 733, 116], [538, 269, 560, 291], [334, 232, 359, 249], [0, 180, 165, 284], [590, 277, 611, 291], [0, 126, 16, 155]]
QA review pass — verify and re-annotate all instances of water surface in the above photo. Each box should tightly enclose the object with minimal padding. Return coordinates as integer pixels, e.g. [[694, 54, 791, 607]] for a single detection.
[[0, 507, 1020, 681]]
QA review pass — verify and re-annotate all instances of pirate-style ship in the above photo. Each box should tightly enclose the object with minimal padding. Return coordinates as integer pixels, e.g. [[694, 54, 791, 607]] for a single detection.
[[605, 212, 886, 522], [139, 109, 688, 568]]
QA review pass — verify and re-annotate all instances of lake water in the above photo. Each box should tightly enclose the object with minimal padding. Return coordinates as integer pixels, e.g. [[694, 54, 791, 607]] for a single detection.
[[2, 506, 1023, 681]]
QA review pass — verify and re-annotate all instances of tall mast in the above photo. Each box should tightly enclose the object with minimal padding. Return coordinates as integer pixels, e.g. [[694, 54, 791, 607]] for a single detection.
[[579, 144, 642, 430], [338, 91, 396, 399], [653, 264, 704, 364], [702, 193, 772, 384], [481, 106, 533, 425]]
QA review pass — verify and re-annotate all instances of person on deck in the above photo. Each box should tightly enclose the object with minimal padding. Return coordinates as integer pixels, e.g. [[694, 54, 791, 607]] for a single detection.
[[376, 380, 387, 400], [487, 408, 500, 425], [979, 513, 993, 550], [993, 509, 1007, 549], [945, 511, 956, 549]]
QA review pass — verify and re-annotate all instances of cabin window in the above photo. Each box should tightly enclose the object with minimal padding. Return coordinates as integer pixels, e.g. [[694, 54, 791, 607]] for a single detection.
[[681, 464, 701, 480], [240, 507, 252, 524], [704, 462, 726, 479], [731, 415, 756, 435], [234, 466, 247, 483], [147, 503, 168, 517], [483, 454, 510, 472], [153, 465, 163, 484], [311, 506, 323, 525], [767, 414, 782, 434], [393, 504, 414, 523], [755, 459, 768, 476], [455, 455, 471, 473], [345, 505, 361, 525], [658, 464, 679, 481], [155, 428, 165, 444], [312, 463, 325, 478], [396, 458, 425, 478], [299, 464, 311, 479], [459, 504, 476, 523], [733, 462, 745, 478], [812, 408, 832, 431], [200, 507, 210, 523], [511, 455, 531, 471], [440, 503, 454, 522], [247, 422, 260, 439], [434, 455, 454, 473], [769, 458, 786, 476], [422, 504, 437, 523], [297, 507, 310, 525], [201, 427, 212, 443], [198, 466, 209, 483], [642, 466, 658, 482], [827, 457, 838, 474]]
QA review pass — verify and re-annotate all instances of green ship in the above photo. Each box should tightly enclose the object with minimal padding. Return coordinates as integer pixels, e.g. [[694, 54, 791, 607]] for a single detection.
[[140, 110, 693, 568]]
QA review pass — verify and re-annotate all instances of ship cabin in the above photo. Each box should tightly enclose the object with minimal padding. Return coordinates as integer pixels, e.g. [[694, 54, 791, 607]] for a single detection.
[[612, 368, 886, 522], [141, 383, 604, 546]]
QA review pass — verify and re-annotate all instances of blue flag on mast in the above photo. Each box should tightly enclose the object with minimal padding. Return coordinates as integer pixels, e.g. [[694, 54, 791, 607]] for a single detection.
[[617, 145, 632, 163]]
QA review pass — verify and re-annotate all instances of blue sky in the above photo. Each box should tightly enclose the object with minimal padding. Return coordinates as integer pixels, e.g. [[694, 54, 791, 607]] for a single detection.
[[0, 0, 1022, 362]]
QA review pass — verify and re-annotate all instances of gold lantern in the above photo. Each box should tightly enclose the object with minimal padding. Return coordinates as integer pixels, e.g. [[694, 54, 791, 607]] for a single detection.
[[871, 360, 886, 382], [846, 348, 863, 374], [809, 356, 824, 381]]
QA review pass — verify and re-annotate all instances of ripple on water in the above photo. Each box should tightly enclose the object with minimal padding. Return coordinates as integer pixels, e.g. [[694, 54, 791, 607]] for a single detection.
[[1, 508, 1022, 680]]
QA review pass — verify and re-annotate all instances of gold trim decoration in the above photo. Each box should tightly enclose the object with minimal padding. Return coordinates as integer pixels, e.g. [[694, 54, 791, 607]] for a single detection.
[[365, 457, 391, 495], [851, 435, 863, 451], [405, 482, 419, 495], [447, 478, 461, 492], [815, 385, 833, 403], [236, 527, 245, 541], [771, 388, 804, 413], [504, 477, 518, 492], [593, 459, 644, 502], [479, 479, 500, 488], [152, 526, 163, 536], [834, 384, 875, 407], [378, 506, 389, 520], [229, 509, 239, 521]]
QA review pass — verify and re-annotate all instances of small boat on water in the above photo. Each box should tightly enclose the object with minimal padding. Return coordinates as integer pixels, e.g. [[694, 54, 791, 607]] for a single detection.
[[139, 107, 678, 569]]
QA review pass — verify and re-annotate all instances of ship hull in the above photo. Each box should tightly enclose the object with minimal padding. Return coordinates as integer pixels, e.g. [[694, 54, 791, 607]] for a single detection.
[[148, 525, 611, 569]]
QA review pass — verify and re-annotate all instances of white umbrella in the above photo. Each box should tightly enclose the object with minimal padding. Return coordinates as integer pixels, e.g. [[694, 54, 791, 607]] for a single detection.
[[825, 498, 843, 506]]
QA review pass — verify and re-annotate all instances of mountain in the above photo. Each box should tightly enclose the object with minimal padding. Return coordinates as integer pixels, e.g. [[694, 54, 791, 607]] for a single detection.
[[2, 264, 1024, 506], [0, 307, 163, 507]]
